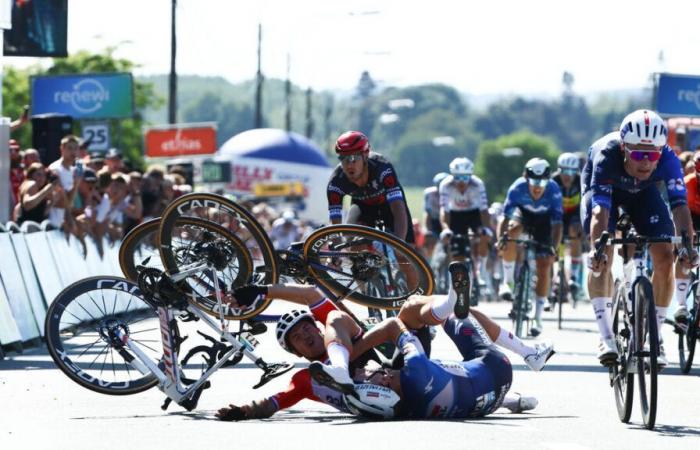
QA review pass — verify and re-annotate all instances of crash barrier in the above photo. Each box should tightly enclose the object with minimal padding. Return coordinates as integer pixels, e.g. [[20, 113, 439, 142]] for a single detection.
[[0, 221, 122, 357]]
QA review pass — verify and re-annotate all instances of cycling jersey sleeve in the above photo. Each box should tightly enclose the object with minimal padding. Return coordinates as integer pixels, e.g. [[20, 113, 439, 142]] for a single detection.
[[397, 330, 426, 360], [550, 182, 564, 224], [438, 179, 449, 210], [502, 181, 519, 219], [379, 163, 405, 204], [327, 183, 345, 221], [268, 369, 314, 411], [308, 297, 338, 324], [476, 177, 489, 211], [659, 148, 688, 209], [589, 152, 613, 210]]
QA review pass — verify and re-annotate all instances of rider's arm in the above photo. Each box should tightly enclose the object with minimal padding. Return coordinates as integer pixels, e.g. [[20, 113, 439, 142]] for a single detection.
[[661, 148, 694, 237], [327, 183, 345, 225], [550, 183, 564, 247], [267, 283, 326, 306], [389, 199, 409, 240], [498, 184, 517, 239], [350, 317, 408, 360], [216, 398, 277, 421], [589, 205, 610, 247], [672, 205, 695, 239]]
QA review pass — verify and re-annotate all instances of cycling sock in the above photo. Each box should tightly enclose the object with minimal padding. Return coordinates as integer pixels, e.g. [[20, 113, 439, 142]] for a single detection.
[[535, 297, 546, 320], [655, 306, 668, 336], [495, 328, 536, 358], [326, 342, 350, 371], [675, 278, 690, 308], [591, 297, 613, 340], [431, 289, 457, 322], [503, 260, 515, 284]]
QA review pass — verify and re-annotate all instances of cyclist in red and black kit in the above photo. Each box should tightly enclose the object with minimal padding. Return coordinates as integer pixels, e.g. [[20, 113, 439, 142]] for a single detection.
[[327, 131, 414, 244]]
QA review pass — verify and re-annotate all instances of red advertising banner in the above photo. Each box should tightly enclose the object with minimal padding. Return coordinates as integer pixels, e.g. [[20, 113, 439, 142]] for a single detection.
[[145, 124, 217, 157]]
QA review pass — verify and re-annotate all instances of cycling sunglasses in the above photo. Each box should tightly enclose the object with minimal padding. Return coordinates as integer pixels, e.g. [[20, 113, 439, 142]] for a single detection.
[[561, 168, 578, 176], [454, 174, 472, 182], [338, 153, 363, 164], [625, 147, 662, 162], [527, 177, 548, 187]]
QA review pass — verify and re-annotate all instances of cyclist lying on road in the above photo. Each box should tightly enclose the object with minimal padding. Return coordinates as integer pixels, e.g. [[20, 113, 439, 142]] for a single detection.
[[216, 262, 554, 421]]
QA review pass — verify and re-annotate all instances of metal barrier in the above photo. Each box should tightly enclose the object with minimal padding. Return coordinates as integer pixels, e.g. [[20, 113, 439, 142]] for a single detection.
[[0, 221, 123, 355]]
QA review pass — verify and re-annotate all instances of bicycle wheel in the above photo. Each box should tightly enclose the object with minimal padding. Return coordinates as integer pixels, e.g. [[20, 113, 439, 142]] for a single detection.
[[302, 224, 433, 310], [557, 261, 566, 330], [45, 276, 160, 395], [611, 280, 634, 423], [158, 193, 277, 320], [635, 278, 657, 430], [680, 283, 699, 374], [512, 263, 530, 338]]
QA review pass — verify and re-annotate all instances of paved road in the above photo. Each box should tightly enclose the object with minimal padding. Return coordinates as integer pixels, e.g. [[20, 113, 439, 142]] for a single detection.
[[1, 300, 699, 449]]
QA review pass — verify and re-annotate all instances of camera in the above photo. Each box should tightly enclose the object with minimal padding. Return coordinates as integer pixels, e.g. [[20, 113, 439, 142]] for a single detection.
[[47, 172, 59, 183]]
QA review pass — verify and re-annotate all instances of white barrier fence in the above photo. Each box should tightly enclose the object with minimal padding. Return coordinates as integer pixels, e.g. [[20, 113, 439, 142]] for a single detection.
[[0, 221, 123, 355]]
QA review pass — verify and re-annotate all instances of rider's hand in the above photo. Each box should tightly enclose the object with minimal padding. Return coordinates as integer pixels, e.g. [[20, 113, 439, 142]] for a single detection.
[[587, 248, 608, 274], [225, 284, 268, 308], [216, 404, 248, 421], [677, 246, 700, 271], [439, 228, 453, 244]]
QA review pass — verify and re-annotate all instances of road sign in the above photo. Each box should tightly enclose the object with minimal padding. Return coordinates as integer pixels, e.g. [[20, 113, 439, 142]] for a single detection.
[[201, 161, 231, 183], [81, 123, 110, 151], [656, 73, 700, 117], [144, 123, 217, 157], [253, 181, 305, 197]]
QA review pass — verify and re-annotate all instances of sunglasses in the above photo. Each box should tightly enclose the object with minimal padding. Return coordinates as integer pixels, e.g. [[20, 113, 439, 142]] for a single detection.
[[454, 174, 471, 182], [338, 154, 363, 164], [561, 168, 578, 176], [527, 177, 548, 187], [625, 147, 662, 162]]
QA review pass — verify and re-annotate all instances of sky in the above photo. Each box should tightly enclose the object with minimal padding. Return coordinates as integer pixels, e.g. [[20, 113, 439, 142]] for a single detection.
[[4, 0, 700, 98]]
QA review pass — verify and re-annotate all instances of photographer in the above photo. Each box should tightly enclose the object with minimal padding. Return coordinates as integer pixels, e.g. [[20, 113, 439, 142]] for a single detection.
[[15, 163, 58, 225]]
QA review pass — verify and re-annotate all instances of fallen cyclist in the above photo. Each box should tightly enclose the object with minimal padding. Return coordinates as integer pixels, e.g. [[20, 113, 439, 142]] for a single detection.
[[216, 262, 554, 421]]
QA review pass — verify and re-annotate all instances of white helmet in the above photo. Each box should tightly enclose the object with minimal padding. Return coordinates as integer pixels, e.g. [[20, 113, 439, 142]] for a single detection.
[[449, 157, 474, 176], [524, 158, 550, 179], [488, 201, 503, 217], [619, 109, 667, 147], [276, 309, 315, 353], [557, 152, 580, 171], [344, 383, 401, 419]]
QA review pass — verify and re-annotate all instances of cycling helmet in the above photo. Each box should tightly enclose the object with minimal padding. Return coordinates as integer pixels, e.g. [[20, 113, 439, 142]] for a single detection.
[[557, 152, 580, 171], [344, 383, 401, 419], [276, 309, 315, 353], [432, 172, 449, 186], [524, 158, 550, 179], [488, 201, 503, 217], [449, 157, 474, 176], [335, 131, 371, 155], [619, 109, 667, 147]]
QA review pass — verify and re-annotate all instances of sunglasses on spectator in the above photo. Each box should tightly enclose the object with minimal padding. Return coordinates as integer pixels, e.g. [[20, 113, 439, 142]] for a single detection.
[[625, 146, 662, 162], [338, 154, 363, 164], [527, 177, 548, 187]]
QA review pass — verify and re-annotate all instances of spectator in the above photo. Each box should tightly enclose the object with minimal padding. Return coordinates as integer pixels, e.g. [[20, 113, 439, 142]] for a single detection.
[[141, 168, 165, 219], [161, 175, 176, 208], [93, 174, 130, 241], [22, 148, 40, 167], [104, 148, 124, 174], [72, 169, 100, 217], [9, 139, 24, 211], [47, 135, 80, 232], [270, 209, 302, 250], [122, 172, 144, 235], [87, 152, 105, 173], [15, 163, 56, 225], [679, 151, 694, 176]]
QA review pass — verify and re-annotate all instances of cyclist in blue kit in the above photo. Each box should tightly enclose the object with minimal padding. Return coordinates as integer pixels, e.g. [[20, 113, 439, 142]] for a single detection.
[[497, 158, 563, 336], [583, 109, 698, 366]]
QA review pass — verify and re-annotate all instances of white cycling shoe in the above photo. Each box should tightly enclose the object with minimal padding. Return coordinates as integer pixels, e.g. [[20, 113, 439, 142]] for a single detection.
[[308, 362, 355, 395], [597, 337, 619, 365], [503, 393, 539, 413], [524, 342, 555, 371], [498, 283, 513, 301]]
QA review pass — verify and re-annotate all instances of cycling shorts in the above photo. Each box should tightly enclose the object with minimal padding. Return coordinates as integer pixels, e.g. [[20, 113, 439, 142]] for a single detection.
[[351, 202, 415, 244], [448, 209, 482, 235], [511, 208, 552, 257]]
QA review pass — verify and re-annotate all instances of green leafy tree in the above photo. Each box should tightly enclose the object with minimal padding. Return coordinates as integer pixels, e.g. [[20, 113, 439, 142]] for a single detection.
[[474, 131, 560, 201]]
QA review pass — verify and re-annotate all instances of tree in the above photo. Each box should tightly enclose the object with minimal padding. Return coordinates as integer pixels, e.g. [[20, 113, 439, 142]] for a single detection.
[[2, 47, 163, 169], [474, 131, 560, 201]]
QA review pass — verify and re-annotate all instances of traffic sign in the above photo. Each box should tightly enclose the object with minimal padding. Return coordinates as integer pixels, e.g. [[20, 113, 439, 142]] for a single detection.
[[81, 123, 110, 151]]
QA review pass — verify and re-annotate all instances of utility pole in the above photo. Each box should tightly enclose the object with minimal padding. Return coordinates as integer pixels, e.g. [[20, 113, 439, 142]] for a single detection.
[[305, 88, 313, 138], [168, 0, 177, 124], [254, 24, 263, 129], [285, 53, 291, 131]]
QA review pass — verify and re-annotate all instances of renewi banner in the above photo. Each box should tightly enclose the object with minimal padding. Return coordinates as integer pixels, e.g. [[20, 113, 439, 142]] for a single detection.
[[31, 73, 134, 119], [657, 73, 700, 117]]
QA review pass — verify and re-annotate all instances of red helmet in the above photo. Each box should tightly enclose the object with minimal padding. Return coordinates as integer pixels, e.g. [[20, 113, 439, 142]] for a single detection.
[[335, 131, 371, 155]]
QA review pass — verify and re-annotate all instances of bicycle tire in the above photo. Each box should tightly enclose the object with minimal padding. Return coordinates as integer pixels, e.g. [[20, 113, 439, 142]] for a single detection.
[[467, 258, 479, 307], [302, 224, 433, 310], [557, 260, 566, 330], [635, 278, 657, 430], [680, 280, 698, 374], [44, 276, 160, 395], [120, 217, 252, 285], [513, 262, 529, 338], [611, 279, 634, 423], [158, 193, 278, 320]]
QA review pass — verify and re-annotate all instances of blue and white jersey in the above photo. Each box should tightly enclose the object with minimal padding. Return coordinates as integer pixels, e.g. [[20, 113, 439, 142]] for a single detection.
[[502, 177, 563, 224], [581, 132, 687, 211], [397, 332, 508, 419]]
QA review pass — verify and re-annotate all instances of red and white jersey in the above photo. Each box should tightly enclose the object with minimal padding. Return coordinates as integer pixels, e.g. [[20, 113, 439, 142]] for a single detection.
[[439, 175, 488, 212]]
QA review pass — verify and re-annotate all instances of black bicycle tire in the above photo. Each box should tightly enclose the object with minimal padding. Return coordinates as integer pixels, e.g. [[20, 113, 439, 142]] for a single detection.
[[558, 261, 565, 330], [513, 263, 529, 338], [635, 278, 657, 430], [158, 193, 278, 320], [611, 280, 634, 423], [302, 224, 434, 310], [467, 258, 479, 307], [119, 217, 253, 285], [680, 281, 699, 374], [44, 276, 159, 395]]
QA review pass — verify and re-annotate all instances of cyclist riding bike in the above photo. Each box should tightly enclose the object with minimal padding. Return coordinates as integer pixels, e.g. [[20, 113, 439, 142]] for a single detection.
[[674, 151, 700, 324], [552, 152, 584, 296], [327, 131, 414, 243], [439, 157, 492, 285], [497, 158, 563, 336], [423, 172, 449, 258], [216, 271, 553, 421], [583, 109, 698, 366]]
